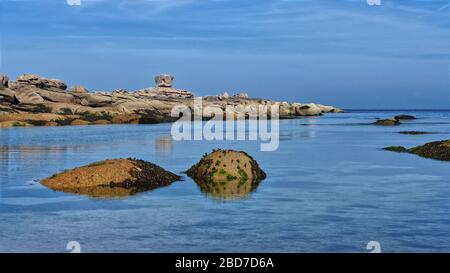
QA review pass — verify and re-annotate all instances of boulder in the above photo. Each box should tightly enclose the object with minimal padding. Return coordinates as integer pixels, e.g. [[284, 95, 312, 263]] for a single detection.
[[233, 92, 249, 99], [34, 89, 75, 103], [294, 103, 323, 116], [70, 85, 89, 93], [13, 86, 45, 104], [186, 149, 266, 199], [41, 158, 181, 197], [374, 119, 400, 126], [0, 75, 9, 88], [155, 74, 174, 88], [75, 93, 113, 107], [0, 88, 15, 103], [316, 104, 343, 113], [16, 74, 67, 90]]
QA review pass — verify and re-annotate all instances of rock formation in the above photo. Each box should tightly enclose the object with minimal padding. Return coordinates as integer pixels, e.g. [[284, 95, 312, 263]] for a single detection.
[[0, 73, 343, 128], [155, 74, 173, 88], [384, 140, 450, 162], [0, 75, 9, 88], [186, 149, 266, 199], [374, 118, 401, 126], [394, 114, 416, 120], [41, 158, 181, 197]]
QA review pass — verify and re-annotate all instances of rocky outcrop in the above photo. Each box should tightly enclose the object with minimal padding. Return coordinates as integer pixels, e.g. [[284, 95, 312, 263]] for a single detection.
[[0, 75, 9, 88], [75, 93, 112, 107], [0, 73, 343, 127], [0, 88, 15, 103], [398, 131, 432, 135], [186, 149, 266, 199], [234, 93, 249, 99], [34, 88, 75, 103], [41, 158, 181, 197], [15, 74, 67, 90], [13, 86, 45, 104], [155, 74, 174, 88], [154, 87, 194, 99], [384, 140, 450, 161], [70, 85, 88, 93], [394, 114, 416, 120], [374, 118, 401, 126]]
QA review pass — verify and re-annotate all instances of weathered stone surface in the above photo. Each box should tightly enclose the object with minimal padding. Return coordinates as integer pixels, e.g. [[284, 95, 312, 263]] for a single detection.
[[0, 88, 15, 102], [155, 74, 174, 88], [0, 73, 344, 127], [70, 119, 91, 126], [186, 149, 266, 199], [294, 103, 322, 116], [154, 87, 194, 99], [16, 74, 67, 90], [34, 89, 75, 103], [13, 86, 45, 104], [0, 75, 9, 88], [41, 158, 181, 197], [70, 85, 89, 93], [75, 93, 112, 107]]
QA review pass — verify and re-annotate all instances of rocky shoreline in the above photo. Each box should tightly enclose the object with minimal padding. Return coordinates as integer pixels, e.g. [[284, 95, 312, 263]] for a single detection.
[[0, 73, 343, 128]]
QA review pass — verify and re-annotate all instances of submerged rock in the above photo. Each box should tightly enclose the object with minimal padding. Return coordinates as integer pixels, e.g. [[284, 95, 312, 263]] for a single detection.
[[186, 149, 266, 200], [41, 158, 181, 198], [384, 139, 450, 161], [398, 131, 432, 135], [394, 114, 416, 120], [374, 119, 400, 126]]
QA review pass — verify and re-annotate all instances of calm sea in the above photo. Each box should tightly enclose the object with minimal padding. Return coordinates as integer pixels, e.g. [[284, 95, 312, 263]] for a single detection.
[[1, 110, 449, 252]]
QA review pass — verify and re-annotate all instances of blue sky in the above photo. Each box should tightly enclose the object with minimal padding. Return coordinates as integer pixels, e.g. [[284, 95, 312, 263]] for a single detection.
[[1, 0, 449, 108]]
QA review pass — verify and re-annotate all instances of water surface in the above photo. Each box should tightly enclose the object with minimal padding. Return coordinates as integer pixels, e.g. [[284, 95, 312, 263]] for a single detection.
[[1, 110, 449, 252]]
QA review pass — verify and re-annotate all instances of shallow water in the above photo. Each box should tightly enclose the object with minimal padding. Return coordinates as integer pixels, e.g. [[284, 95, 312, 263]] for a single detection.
[[0, 110, 449, 252]]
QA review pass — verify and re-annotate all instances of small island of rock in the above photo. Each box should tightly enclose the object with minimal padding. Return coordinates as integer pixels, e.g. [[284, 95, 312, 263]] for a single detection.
[[186, 149, 266, 199], [384, 140, 450, 162], [41, 158, 181, 198]]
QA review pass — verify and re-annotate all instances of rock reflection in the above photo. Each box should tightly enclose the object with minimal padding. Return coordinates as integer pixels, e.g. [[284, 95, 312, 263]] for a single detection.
[[194, 177, 263, 200], [187, 149, 266, 200], [53, 184, 171, 199], [154, 136, 173, 154]]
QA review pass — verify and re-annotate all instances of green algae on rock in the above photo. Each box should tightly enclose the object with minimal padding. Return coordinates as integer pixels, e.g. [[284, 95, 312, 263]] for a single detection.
[[41, 158, 181, 198], [384, 140, 450, 161], [186, 149, 266, 200]]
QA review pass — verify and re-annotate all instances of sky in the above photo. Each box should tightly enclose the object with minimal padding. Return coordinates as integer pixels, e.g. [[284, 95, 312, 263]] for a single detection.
[[1, 0, 449, 109]]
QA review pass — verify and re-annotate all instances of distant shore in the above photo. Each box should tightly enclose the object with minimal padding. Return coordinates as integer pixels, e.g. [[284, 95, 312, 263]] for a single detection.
[[0, 73, 343, 128]]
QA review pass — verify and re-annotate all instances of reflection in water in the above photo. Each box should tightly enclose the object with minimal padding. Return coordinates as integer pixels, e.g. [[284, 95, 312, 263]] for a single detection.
[[193, 177, 262, 200], [52, 184, 173, 199], [154, 136, 173, 155]]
